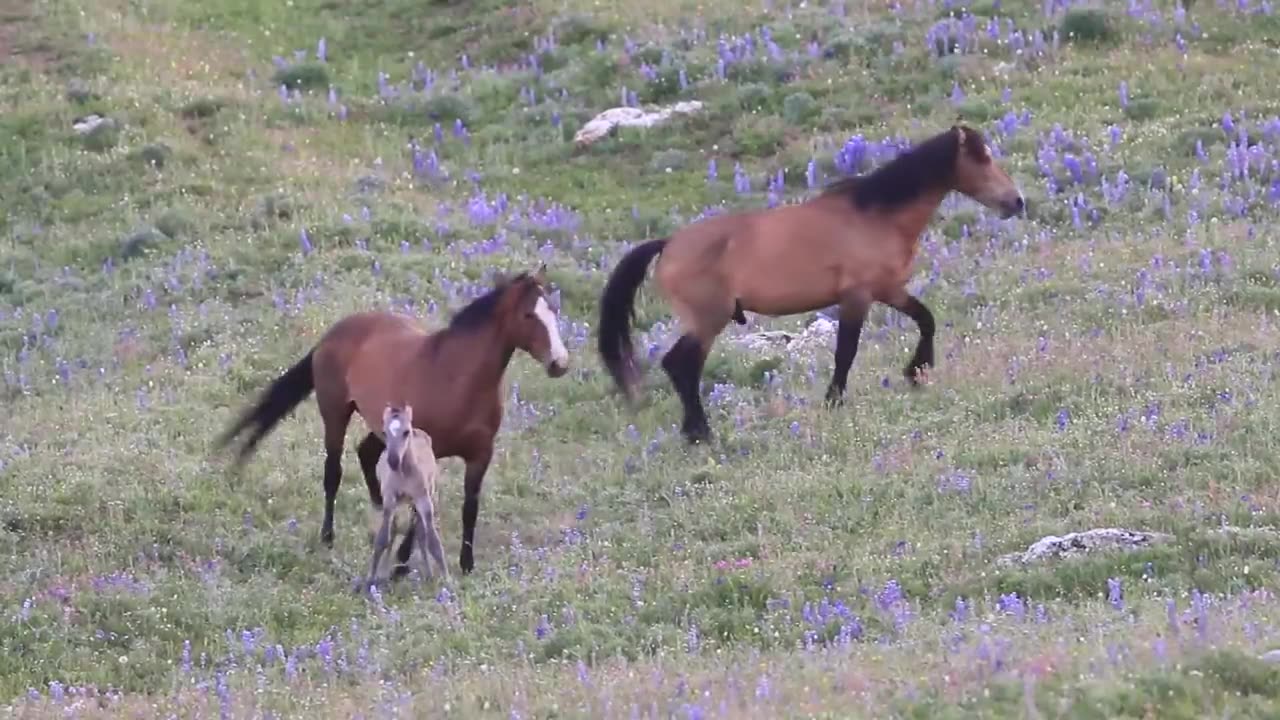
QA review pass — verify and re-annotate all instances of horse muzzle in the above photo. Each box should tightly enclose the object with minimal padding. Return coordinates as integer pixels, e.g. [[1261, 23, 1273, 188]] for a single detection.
[[546, 359, 569, 378], [998, 194, 1026, 219]]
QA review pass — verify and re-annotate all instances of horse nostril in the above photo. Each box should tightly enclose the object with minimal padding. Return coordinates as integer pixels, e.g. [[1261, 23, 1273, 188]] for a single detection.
[[1014, 195, 1025, 211]]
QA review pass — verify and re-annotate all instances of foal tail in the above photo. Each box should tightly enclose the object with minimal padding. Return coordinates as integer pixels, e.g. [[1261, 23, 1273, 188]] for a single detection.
[[214, 349, 317, 471], [597, 237, 668, 401]]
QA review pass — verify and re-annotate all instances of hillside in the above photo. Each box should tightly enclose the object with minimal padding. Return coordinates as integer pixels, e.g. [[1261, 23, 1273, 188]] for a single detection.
[[5, 0, 1280, 716]]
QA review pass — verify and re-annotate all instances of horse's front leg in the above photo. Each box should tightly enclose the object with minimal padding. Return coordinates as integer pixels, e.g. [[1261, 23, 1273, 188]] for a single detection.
[[884, 288, 936, 387], [458, 446, 494, 574], [824, 293, 871, 406]]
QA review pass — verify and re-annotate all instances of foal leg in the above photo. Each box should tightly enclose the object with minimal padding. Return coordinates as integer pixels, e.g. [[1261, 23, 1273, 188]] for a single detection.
[[413, 496, 449, 580], [824, 293, 872, 406], [884, 288, 937, 387], [319, 403, 354, 548], [360, 432, 414, 580], [357, 504, 396, 594], [459, 447, 494, 574]]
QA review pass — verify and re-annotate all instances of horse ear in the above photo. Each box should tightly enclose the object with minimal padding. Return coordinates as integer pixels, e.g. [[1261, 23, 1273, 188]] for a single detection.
[[402, 404, 413, 423], [491, 270, 509, 287], [533, 263, 548, 285], [382, 404, 394, 425]]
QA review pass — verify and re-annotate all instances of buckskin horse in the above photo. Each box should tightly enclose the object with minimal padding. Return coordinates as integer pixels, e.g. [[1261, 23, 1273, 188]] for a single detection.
[[216, 266, 570, 576], [596, 125, 1024, 444]]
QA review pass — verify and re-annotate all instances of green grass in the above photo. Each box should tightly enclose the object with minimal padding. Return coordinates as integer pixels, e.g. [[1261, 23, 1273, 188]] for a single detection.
[[4, 0, 1280, 716]]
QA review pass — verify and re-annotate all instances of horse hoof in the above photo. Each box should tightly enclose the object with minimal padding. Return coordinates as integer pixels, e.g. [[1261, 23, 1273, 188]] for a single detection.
[[905, 366, 930, 387], [823, 390, 845, 408], [683, 425, 713, 445]]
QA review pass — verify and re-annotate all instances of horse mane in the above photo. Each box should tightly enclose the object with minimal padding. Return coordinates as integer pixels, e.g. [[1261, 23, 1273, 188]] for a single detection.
[[446, 272, 533, 332], [822, 125, 989, 211]]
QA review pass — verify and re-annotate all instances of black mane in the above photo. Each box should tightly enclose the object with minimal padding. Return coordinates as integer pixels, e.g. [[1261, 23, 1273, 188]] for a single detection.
[[822, 126, 988, 211], [446, 272, 533, 331]]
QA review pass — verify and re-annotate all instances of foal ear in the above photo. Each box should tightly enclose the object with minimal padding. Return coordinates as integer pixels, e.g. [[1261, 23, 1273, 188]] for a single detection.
[[382, 404, 394, 425], [532, 263, 548, 285], [402, 404, 413, 423]]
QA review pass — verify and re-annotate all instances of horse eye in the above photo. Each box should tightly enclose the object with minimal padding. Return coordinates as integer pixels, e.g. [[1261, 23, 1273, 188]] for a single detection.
[[402, 430, 410, 438]]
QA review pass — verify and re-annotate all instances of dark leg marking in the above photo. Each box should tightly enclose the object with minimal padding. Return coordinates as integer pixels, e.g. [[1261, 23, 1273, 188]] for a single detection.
[[825, 298, 871, 407], [889, 293, 937, 386], [356, 433, 385, 507], [391, 517, 417, 580], [320, 450, 342, 548], [459, 451, 494, 574], [732, 300, 748, 326], [661, 334, 712, 444]]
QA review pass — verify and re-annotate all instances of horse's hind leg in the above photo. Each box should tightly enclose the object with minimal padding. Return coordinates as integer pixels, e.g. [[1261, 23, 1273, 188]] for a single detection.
[[319, 402, 355, 548], [883, 288, 936, 387], [661, 300, 729, 444], [825, 291, 872, 406]]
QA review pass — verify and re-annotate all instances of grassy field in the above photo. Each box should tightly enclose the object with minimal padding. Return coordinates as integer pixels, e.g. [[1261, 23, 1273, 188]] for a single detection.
[[5, 0, 1280, 716]]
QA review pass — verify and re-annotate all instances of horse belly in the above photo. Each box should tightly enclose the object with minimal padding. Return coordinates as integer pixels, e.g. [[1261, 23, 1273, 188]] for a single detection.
[[737, 259, 840, 317], [733, 226, 845, 316]]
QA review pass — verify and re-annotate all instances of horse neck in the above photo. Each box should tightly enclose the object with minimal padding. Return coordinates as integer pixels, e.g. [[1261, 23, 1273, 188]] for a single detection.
[[432, 322, 517, 392], [890, 186, 950, 241]]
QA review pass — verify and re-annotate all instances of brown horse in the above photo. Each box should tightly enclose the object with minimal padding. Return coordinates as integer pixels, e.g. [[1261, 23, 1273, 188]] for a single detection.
[[597, 125, 1024, 444], [215, 266, 570, 576]]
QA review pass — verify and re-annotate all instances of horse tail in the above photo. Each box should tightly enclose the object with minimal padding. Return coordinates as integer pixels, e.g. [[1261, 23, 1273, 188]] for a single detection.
[[597, 237, 668, 400], [215, 349, 316, 471]]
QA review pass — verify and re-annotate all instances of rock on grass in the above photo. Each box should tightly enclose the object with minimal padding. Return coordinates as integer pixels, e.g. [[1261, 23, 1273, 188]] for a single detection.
[[995, 528, 1174, 568]]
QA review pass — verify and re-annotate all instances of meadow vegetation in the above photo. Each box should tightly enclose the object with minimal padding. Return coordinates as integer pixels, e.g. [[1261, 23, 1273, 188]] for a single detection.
[[5, 0, 1280, 716]]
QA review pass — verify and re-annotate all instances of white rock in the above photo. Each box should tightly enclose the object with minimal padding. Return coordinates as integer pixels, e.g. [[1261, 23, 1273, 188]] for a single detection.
[[73, 114, 113, 134], [995, 528, 1174, 568], [573, 101, 704, 147], [788, 316, 838, 353], [732, 315, 837, 357]]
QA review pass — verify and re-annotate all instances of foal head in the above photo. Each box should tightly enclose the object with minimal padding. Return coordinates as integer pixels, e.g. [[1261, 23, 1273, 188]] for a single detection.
[[949, 125, 1025, 219], [381, 404, 422, 473], [491, 265, 571, 378]]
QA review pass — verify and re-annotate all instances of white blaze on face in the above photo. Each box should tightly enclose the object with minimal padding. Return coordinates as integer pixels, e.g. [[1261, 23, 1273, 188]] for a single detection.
[[387, 418, 403, 436], [533, 296, 569, 367]]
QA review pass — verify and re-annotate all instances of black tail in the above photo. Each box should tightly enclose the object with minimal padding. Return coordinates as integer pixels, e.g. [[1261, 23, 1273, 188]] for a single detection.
[[597, 238, 668, 399], [215, 349, 316, 470]]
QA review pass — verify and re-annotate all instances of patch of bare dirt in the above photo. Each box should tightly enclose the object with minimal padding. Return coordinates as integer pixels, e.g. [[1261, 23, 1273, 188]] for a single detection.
[[0, 1, 63, 71]]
